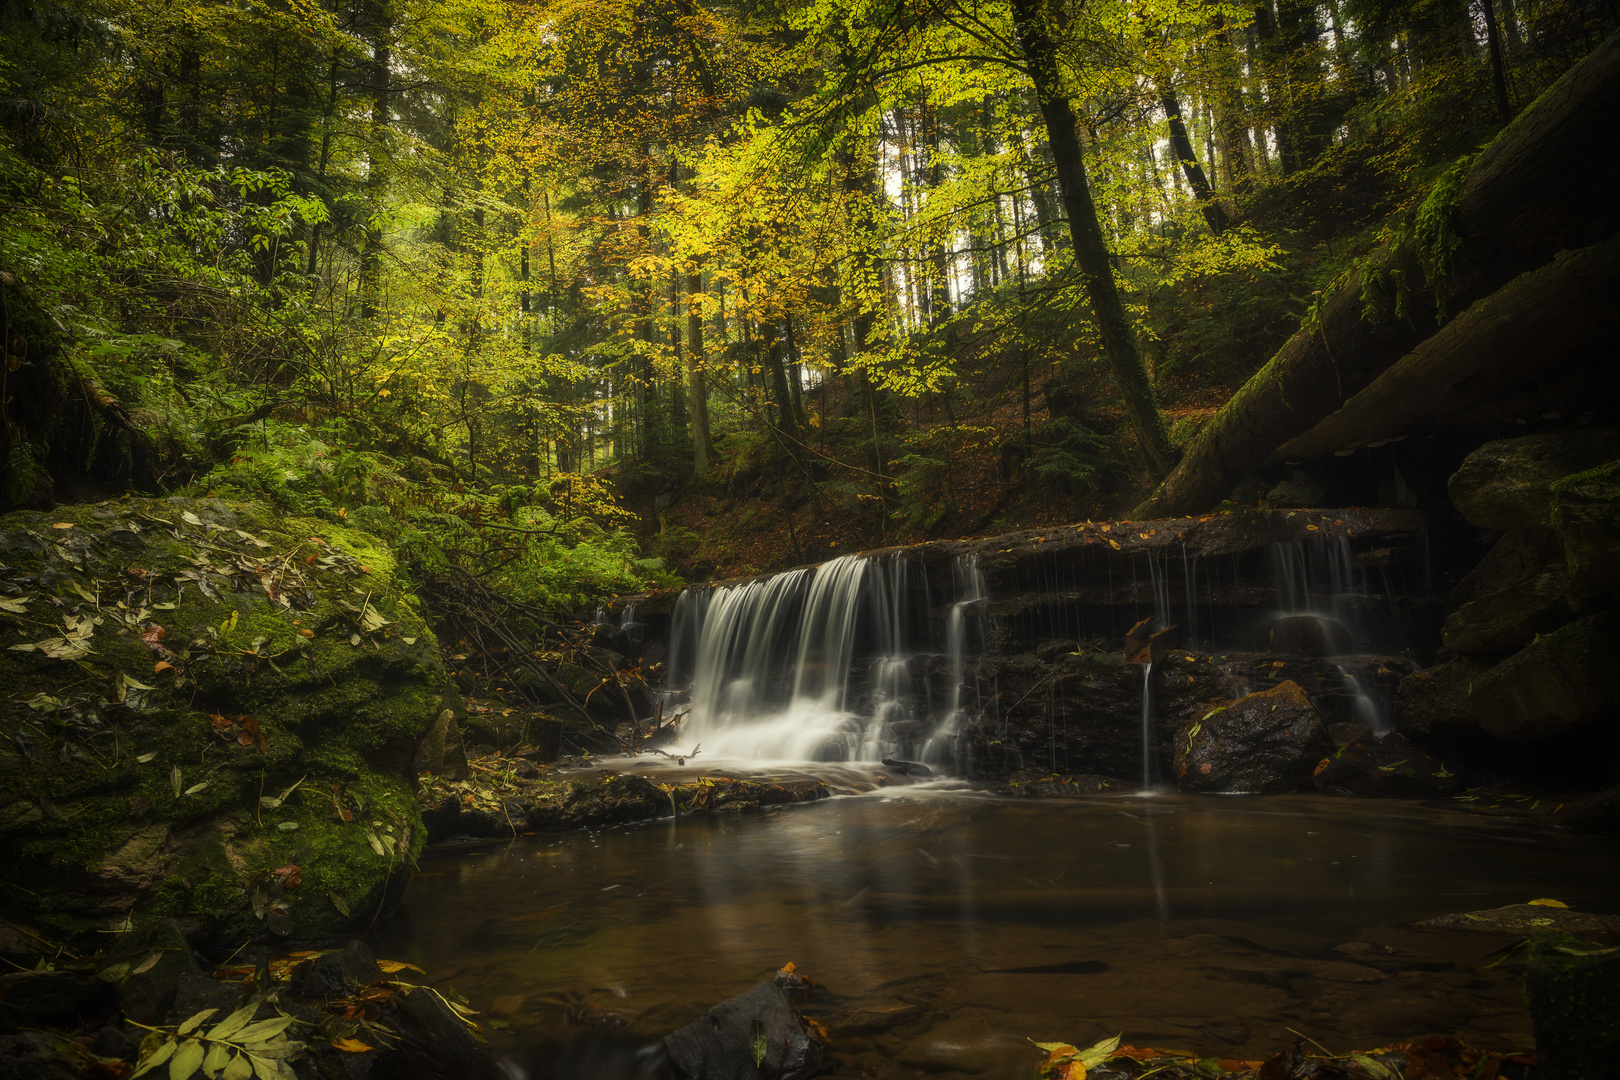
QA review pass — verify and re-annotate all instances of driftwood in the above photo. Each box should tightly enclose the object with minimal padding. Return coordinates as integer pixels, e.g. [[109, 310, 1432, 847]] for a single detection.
[[1134, 28, 1620, 519], [1274, 233, 1620, 460]]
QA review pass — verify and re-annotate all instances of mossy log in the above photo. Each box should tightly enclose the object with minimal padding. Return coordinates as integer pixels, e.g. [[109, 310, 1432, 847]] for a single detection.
[[1135, 28, 1620, 519], [1274, 234, 1620, 459]]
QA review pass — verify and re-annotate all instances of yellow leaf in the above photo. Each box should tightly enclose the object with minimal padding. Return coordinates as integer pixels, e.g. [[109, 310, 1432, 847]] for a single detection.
[[377, 959, 425, 975], [331, 1038, 374, 1053], [51, 522, 74, 529], [1528, 898, 1569, 908]]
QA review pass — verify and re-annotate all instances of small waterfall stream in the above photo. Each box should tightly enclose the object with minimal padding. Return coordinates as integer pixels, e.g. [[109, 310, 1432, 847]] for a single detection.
[[651, 512, 1424, 773]]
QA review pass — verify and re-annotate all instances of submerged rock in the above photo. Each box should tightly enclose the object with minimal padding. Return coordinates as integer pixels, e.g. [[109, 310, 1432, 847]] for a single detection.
[[998, 773, 1119, 797], [1173, 681, 1332, 794], [664, 980, 822, 1080], [1312, 732, 1463, 797], [1468, 610, 1620, 739], [0, 498, 443, 947]]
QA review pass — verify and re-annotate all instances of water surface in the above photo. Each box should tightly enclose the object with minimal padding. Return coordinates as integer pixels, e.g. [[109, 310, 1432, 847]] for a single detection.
[[372, 791, 1618, 1077]]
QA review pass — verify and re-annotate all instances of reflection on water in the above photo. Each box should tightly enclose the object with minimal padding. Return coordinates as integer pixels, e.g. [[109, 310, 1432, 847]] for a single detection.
[[370, 793, 1619, 1076]]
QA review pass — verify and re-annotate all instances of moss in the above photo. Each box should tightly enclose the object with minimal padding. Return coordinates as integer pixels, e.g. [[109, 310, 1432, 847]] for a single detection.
[[0, 496, 444, 945]]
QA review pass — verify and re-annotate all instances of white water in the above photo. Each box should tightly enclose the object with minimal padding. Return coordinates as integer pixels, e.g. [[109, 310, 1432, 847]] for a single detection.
[[669, 554, 989, 763]]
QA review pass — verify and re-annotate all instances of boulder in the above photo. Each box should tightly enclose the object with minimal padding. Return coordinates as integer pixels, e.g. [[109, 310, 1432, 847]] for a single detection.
[[107, 919, 199, 1025], [1448, 428, 1620, 530], [295, 939, 381, 1000], [0, 969, 112, 1026], [1552, 459, 1620, 597], [1174, 681, 1333, 794], [664, 980, 822, 1080], [413, 709, 470, 781], [1449, 528, 1564, 606], [1440, 570, 1573, 654], [1393, 659, 1488, 737], [0, 1033, 79, 1080], [1469, 610, 1620, 739], [1524, 931, 1620, 1080], [374, 984, 506, 1080], [1312, 732, 1463, 797], [0, 498, 443, 946]]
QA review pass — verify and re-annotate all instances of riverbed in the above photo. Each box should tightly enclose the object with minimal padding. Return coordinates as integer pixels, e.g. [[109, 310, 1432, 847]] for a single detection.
[[371, 789, 1618, 1077]]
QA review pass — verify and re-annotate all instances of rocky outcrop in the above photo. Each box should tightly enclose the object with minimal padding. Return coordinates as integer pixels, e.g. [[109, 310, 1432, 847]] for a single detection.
[[1440, 570, 1572, 653], [1312, 732, 1462, 797], [1393, 659, 1487, 737], [0, 498, 444, 947], [1552, 460, 1620, 597], [1468, 610, 1620, 740], [1173, 681, 1333, 794], [1449, 429, 1620, 530]]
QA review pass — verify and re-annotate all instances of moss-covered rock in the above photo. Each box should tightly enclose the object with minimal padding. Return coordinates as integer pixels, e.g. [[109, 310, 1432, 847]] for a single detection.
[[1552, 459, 1620, 598], [1523, 931, 1620, 1080], [0, 498, 445, 948], [1448, 429, 1620, 530], [1468, 610, 1620, 740]]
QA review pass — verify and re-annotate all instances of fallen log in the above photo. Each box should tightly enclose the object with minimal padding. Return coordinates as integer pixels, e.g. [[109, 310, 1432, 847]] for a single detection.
[[1134, 28, 1620, 519], [1273, 233, 1620, 459]]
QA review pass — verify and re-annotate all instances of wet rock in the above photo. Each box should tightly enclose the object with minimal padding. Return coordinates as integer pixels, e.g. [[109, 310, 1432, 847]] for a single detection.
[[165, 971, 243, 1026], [1524, 931, 1620, 1080], [664, 980, 822, 1080], [881, 758, 931, 777], [1393, 659, 1488, 737], [0, 1033, 78, 1080], [1449, 528, 1564, 606], [1552, 459, 1620, 597], [108, 919, 200, 1025], [1550, 784, 1620, 832], [296, 940, 381, 999], [0, 969, 112, 1025], [1312, 732, 1463, 797], [1418, 904, 1611, 936], [999, 773, 1119, 797], [1174, 681, 1333, 794], [375, 984, 506, 1080], [1448, 428, 1620, 530], [1261, 615, 1351, 657], [1469, 610, 1620, 739], [1440, 570, 1573, 653], [414, 710, 470, 781], [1325, 721, 1373, 747], [553, 774, 666, 828]]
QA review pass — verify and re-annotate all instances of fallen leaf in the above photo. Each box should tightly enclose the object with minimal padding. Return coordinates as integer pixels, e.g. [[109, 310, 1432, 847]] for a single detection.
[[154, 661, 174, 674], [331, 1038, 373, 1053], [51, 522, 74, 529], [1528, 898, 1569, 908], [377, 960, 425, 975]]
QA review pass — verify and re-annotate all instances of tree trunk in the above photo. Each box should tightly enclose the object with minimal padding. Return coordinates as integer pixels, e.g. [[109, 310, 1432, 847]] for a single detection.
[[1011, 0, 1176, 478], [1160, 85, 1231, 235], [358, 5, 391, 320], [1274, 234, 1620, 459], [1134, 28, 1620, 519], [1482, 0, 1515, 124], [687, 265, 714, 476]]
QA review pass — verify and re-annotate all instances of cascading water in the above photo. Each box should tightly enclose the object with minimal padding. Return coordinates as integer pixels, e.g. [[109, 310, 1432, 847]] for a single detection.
[[1139, 662, 1154, 792], [1266, 535, 1399, 736], [922, 555, 987, 767]]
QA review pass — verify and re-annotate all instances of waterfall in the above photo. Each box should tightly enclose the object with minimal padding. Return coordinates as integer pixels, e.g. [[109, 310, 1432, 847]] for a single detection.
[[1139, 661, 1155, 792], [923, 555, 987, 766]]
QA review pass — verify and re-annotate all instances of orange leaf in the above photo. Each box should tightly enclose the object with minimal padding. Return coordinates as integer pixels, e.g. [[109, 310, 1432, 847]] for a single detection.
[[154, 661, 173, 674], [300, 628, 315, 639], [331, 1037, 374, 1053], [376, 960, 426, 975]]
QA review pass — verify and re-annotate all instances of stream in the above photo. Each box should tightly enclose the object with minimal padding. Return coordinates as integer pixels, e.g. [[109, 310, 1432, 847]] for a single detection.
[[372, 787, 1620, 1077]]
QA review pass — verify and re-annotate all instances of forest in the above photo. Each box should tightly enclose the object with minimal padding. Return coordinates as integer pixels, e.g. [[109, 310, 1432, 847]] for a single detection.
[[2, 1, 1620, 1079]]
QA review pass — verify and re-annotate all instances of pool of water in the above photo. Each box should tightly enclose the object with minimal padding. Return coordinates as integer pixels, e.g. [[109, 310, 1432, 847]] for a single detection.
[[369, 790, 1619, 1077]]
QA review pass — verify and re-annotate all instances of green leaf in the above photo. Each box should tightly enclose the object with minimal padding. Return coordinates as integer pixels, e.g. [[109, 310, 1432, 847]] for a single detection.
[[202, 1042, 231, 1078], [1076, 1034, 1122, 1068], [169, 1038, 205, 1080], [132, 1040, 176, 1078], [222, 1053, 253, 1080], [205, 1001, 260, 1043], [177, 1008, 219, 1035], [234, 1016, 295, 1043], [1350, 1055, 1396, 1080], [249, 1053, 297, 1080]]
